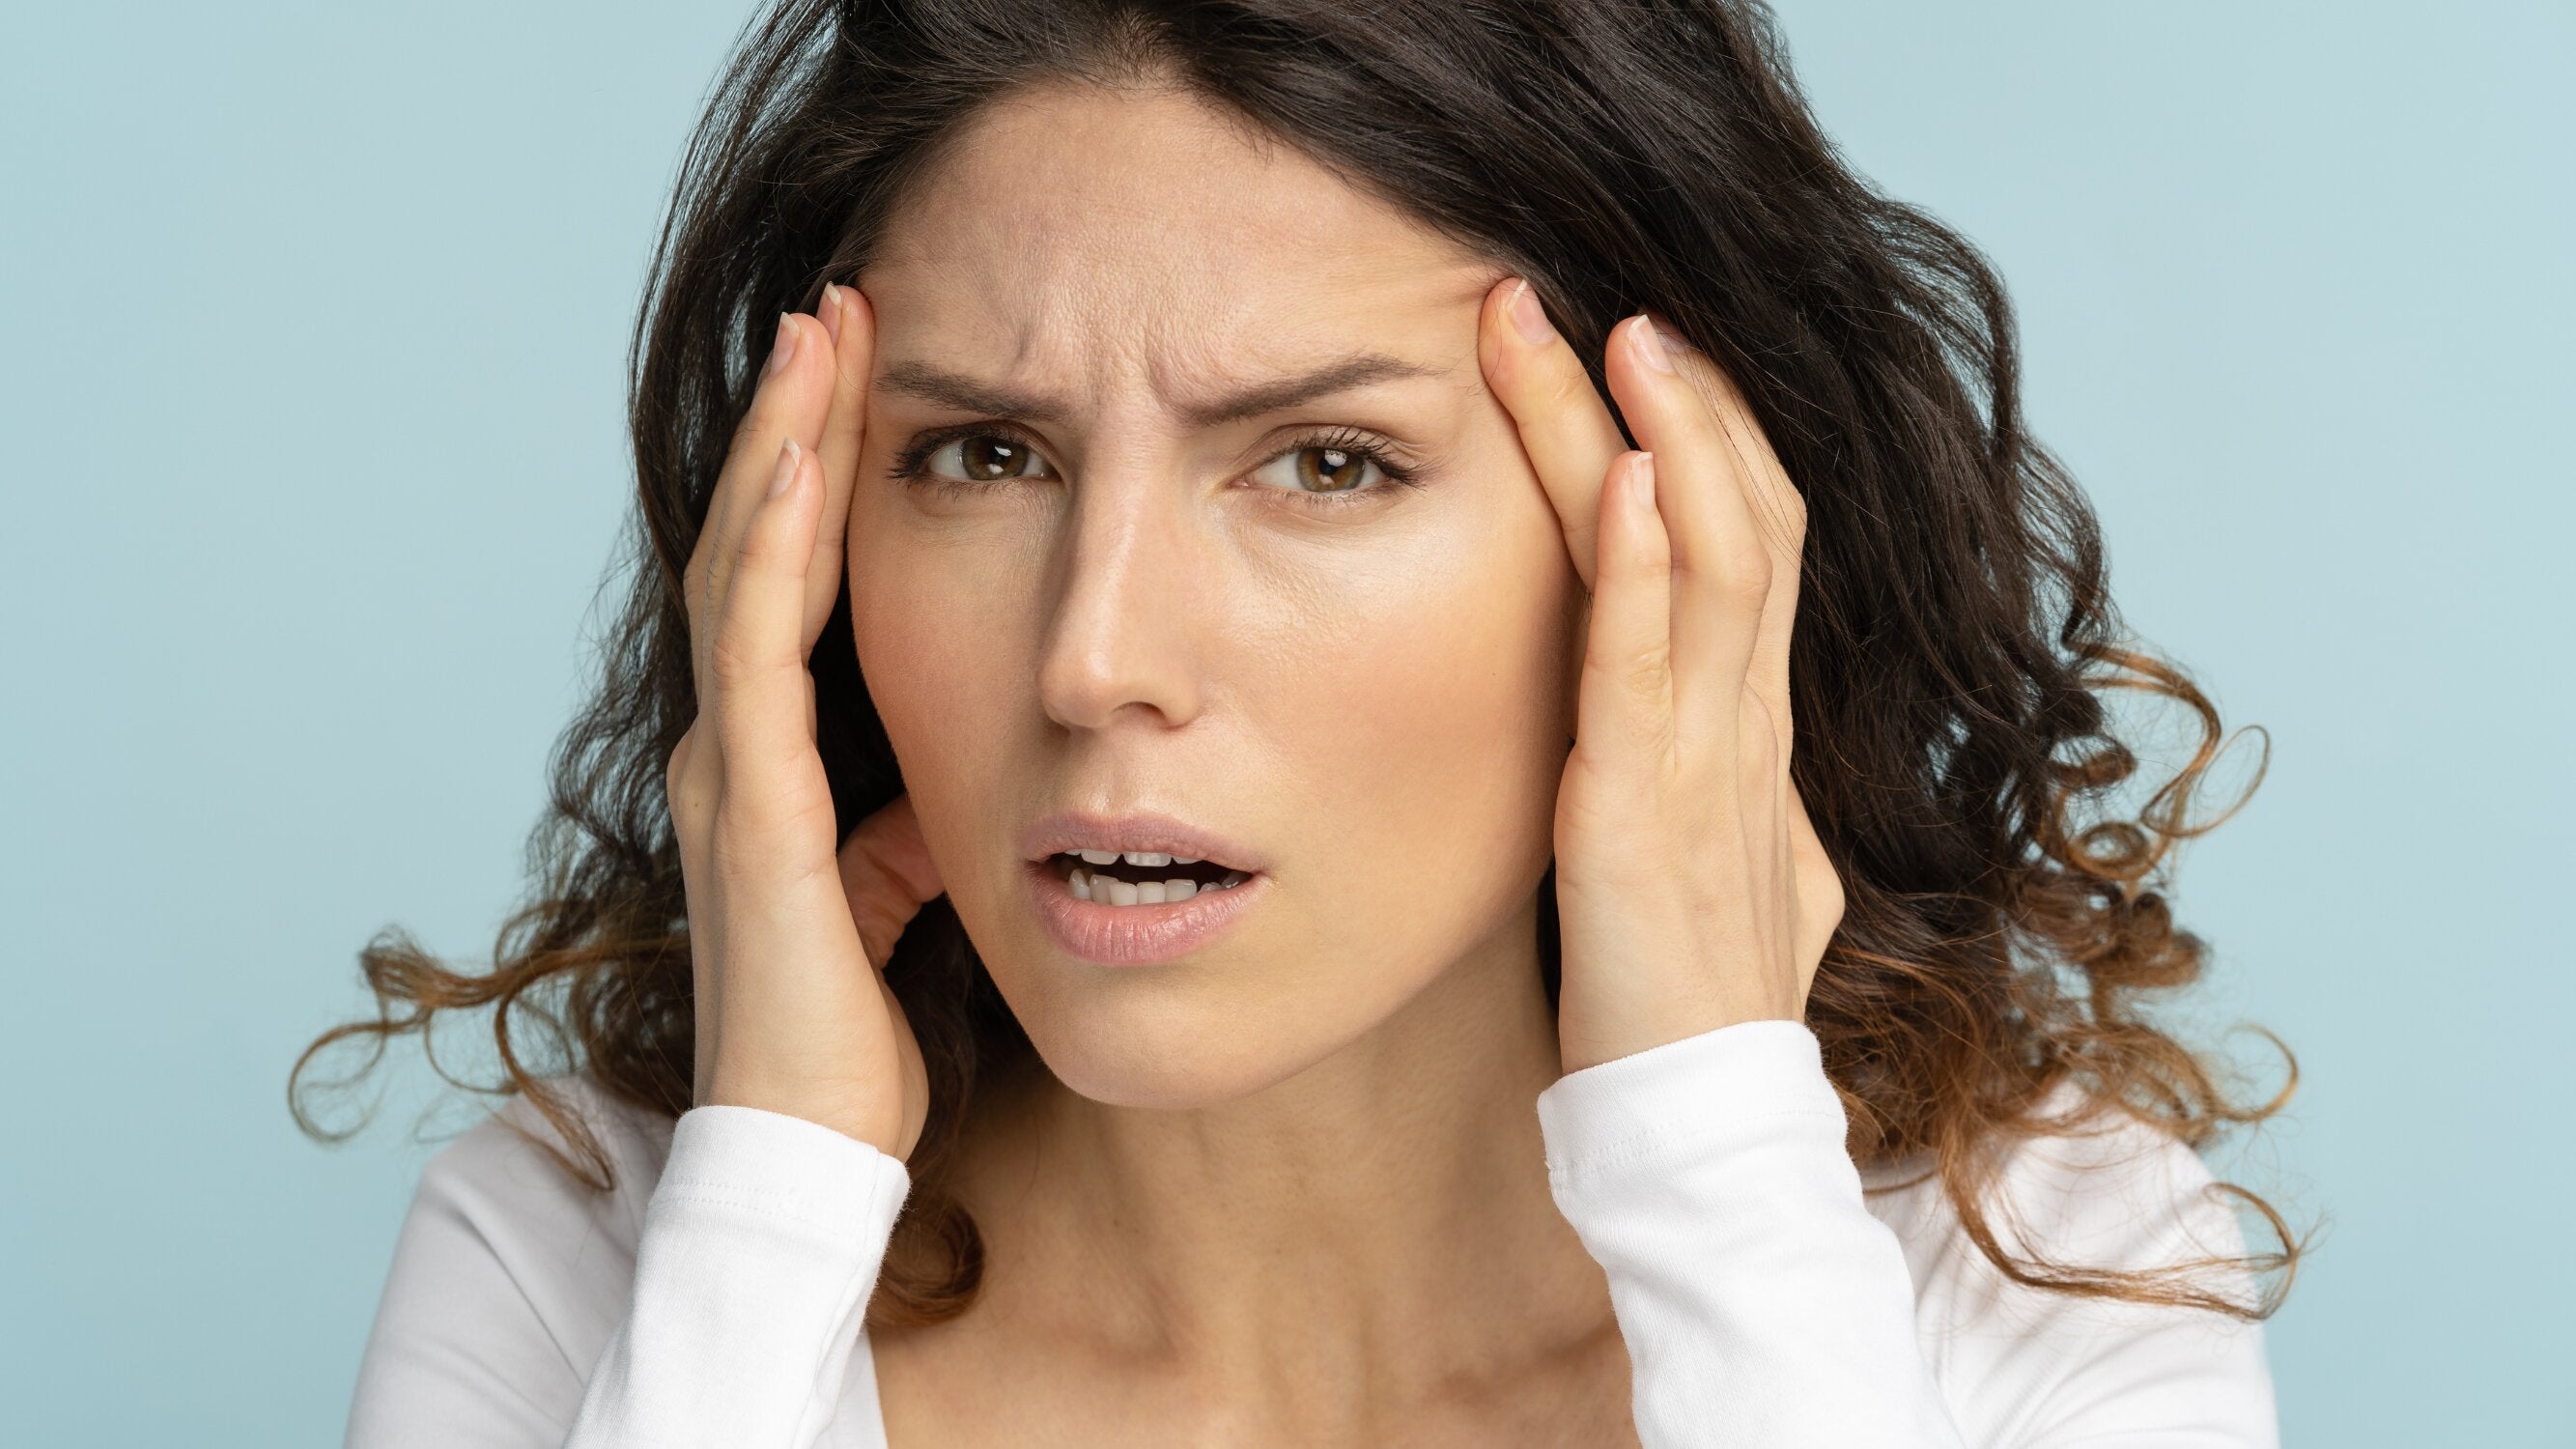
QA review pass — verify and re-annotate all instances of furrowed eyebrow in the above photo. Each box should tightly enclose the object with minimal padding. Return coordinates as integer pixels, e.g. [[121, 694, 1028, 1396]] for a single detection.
[[871, 352, 1444, 431]]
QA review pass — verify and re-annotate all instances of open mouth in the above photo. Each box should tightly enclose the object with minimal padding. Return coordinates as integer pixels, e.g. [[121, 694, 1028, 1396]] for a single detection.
[[1044, 851, 1254, 904]]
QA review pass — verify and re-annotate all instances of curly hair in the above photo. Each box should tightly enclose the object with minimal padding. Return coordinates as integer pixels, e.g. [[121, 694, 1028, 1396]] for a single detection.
[[293, 0, 2304, 1331]]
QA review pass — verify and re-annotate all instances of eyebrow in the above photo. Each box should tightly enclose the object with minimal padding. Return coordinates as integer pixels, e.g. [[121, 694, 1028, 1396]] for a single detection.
[[871, 352, 1445, 431]]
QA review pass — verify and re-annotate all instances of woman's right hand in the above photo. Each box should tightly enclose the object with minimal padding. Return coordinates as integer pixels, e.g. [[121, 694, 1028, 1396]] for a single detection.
[[665, 283, 944, 1162]]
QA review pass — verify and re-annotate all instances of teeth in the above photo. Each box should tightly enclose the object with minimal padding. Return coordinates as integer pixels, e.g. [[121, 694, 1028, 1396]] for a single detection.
[[1073, 848, 1179, 867], [1069, 867, 1251, 904]]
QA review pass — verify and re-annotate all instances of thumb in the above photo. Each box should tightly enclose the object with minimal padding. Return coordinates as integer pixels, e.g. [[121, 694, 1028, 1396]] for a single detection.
[[837, 793, 948, 972]]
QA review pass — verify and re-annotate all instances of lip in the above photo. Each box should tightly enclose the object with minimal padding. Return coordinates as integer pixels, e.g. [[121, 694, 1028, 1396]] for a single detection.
[[1018, 809, 1267, 873], [1024, 856, 1268, 966]]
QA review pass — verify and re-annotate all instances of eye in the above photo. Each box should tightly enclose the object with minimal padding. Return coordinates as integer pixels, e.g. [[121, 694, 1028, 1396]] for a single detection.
[[1242, 428, 1423, 509], [888, 422, 1425, 510], [892, 429, 1059, 493]]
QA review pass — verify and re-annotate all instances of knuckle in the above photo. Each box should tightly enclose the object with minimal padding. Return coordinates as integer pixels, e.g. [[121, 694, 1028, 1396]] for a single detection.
[[1763, 481, 1810, 557], [679, 571, 711, 638], [721, 398, 781, 473], [708, 628, 771, 692], [708, 698, 764, 772], [705, 813, 768, 891], [673, 723, 714, 774], [1537, 360, 1601, 421], [1778, 480, 1810, 535], [1619, 638, 1671, 696], [1577, 642, 1640, 702], [705, 790, 774, 873], [710, 781, 830, 880], [1719, 538, 1771, 603], [1808, 860, 1849, 934], [1746, 702, 1783, 770], [707, 692, 815, 808], [732, 506, 774, 566], [666, 735, 713, 838], [1631, 538, 1674, 586]]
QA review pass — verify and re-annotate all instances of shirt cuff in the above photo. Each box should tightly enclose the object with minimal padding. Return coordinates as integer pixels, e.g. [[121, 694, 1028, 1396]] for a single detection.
[[656, 1103, 915, 1233], [563, 1105, 913, 1446], [1534, 1018, 1847, 1189]]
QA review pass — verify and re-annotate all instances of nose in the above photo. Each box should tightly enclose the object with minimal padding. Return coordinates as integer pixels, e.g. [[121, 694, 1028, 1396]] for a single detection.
[[1033, 464, 1213, 733]]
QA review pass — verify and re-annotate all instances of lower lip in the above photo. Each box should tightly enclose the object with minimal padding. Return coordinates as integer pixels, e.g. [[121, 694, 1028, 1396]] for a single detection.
[[1023, 859, 1267, 966]]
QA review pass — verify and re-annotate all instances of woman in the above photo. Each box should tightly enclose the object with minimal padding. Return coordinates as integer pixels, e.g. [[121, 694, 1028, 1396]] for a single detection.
[[305, 1, 2302, 1444]]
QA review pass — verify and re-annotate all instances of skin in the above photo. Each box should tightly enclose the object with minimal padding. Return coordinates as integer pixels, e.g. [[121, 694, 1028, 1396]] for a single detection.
[[666, 82, 1840, 1445]]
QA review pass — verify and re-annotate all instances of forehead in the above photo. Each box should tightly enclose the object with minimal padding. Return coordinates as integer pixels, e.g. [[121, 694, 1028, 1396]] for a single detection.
[[859, 84, 1499, 400]]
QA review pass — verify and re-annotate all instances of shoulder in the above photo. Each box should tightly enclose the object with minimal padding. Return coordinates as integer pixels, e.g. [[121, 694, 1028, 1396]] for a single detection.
[[1856, 1079, 2279, 1444], [417, 1070, 677, 1241], [1859, 1079, 2259, 1310], [398, 1073, 677, 1360], [349, 1072, 684, 1442]]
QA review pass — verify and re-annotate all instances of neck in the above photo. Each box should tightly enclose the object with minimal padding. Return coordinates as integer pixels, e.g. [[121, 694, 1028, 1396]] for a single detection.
[[944, 894, 1616, 1408]]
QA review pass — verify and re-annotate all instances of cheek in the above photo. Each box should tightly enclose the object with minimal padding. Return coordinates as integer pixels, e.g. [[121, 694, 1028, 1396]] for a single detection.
[[845, 529, 1020, 870], [1260, 498, 1577, 951]]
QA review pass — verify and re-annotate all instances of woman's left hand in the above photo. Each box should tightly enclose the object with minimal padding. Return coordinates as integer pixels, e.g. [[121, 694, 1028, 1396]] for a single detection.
[[1478, 277, 1846, 1075]]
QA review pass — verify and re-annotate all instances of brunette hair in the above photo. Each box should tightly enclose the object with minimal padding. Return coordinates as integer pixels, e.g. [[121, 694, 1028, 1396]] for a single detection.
[[294, 0, 2305, 1328]]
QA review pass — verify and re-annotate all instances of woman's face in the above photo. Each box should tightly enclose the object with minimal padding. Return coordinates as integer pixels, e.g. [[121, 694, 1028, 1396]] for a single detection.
[[848, 84, 1583, 1108]]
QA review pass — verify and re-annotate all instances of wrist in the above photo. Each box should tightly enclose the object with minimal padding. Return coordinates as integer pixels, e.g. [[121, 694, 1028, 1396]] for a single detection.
[[704, 1071, 904, 1157]]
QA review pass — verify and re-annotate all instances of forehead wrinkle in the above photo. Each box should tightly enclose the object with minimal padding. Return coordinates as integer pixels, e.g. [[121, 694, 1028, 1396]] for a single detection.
[[873, 351, 1451, 432]]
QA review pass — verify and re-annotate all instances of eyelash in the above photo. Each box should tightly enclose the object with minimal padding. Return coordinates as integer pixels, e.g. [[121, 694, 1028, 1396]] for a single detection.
[[885, 423, 1425, 511]]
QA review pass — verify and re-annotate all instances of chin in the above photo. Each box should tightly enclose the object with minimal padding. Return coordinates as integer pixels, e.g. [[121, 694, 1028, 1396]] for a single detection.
[[997, 975, 1366, 1111], [1021, 1008, 1320, 1110]]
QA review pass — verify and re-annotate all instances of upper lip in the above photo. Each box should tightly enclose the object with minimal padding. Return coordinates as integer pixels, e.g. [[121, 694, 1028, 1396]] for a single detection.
[[1021, 809, 1266, 872]]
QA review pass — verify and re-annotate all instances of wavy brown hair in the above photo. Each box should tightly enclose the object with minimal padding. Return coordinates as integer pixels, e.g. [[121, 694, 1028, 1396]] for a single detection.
[[293, 0, 2306, 1330]]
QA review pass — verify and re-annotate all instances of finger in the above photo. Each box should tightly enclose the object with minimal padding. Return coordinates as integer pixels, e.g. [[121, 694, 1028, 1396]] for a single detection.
[[705, 310, 835, 634], [1573, 450, 1675, 780], [708, 438, 832, 836], [1650, 316, 1809, 746], [1654, 323, 1806, 567], [688, 310, 837, 687], [1601, 312, 1770, 753], [1477, 276, 1632, 594], [806, 282, 877, 646], [836, 792, 948, 974]]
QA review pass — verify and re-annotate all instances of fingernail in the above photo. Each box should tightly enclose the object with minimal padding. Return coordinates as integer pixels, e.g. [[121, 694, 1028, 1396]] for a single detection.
[[1644, 309, 1696, 356], [768, 438, 801, 497], [1631, 451, 1658, 515], [820, 283, 844, 347], [1631, 312, 1675, 374], [762, 312, 797, 379], [1508, 279, 1557, 346]]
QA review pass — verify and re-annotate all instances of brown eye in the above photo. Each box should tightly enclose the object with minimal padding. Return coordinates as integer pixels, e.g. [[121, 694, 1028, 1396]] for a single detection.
[[1299, 445, 1372, 494], [1245, 432, 1414, 505], [928, 433, 1052, 482]]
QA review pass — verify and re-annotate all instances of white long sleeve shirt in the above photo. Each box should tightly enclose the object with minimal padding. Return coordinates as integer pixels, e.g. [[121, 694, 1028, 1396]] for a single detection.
[[343, 1020, 2277, 1447]]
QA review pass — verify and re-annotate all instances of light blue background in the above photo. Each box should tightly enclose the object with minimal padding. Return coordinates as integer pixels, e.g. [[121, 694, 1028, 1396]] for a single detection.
[[4, 3, 2566, 1443]]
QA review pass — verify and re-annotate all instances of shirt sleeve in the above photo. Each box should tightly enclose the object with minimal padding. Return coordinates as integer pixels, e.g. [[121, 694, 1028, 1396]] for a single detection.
[[343, 1086, 911, 1449], [1532, 1019, 2278, 1448], [560, 1105, 913, 1446]]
